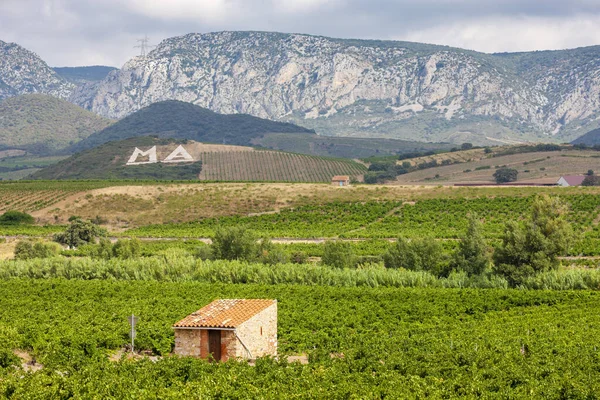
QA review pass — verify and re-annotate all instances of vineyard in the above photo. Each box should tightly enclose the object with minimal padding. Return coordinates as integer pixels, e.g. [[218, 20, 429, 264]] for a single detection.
[[1, 280, 600, 397], [126, 194, 600, 255], [197, 150, 366, 182]]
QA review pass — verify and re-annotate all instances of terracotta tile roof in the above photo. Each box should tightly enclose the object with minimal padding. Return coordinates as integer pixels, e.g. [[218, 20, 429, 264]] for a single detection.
[[173, 299, 276, 329], [332, 175, 350, 181]]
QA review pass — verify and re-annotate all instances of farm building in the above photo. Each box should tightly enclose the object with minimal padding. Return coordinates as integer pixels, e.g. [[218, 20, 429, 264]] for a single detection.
[[173, 299, 277, 361], [332, 175, 350, 186], [557, 175, 586, 187]]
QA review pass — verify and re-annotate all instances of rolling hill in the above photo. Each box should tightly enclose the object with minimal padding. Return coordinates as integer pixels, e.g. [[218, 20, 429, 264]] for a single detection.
[[572, 128, 600, 146], [391, 145, 600, 184], [0, 94, 113, 154], [32, 137, 367, 182], [67, 100, 314, 153]]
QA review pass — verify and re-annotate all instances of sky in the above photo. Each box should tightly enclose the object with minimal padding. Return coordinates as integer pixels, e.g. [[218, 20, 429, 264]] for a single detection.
[[1, 0, 600, 67]]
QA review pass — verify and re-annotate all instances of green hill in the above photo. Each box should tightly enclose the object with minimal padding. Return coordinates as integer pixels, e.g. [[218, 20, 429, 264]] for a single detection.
[[572, 128, 600, 146], [68, 100, 315, 153], [32, 137, 366, 182], [0, 94, 113, 154]]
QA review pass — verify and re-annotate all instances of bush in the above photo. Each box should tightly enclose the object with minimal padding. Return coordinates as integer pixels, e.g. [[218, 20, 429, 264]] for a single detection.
[[211, 226, 258, 261], [322, 240, 356, 269], [14, 240, 62, 260], [0, 211, 34, 225], [0, 349, 20, 369], [383, 237, 447, 277], [54, 218, 108, 249], [194, 245, 214, 260], [290, 251, 308, 264], [493, 168, 518, 183], [112, 239, 142, 259], [582, 175, 600, 186]]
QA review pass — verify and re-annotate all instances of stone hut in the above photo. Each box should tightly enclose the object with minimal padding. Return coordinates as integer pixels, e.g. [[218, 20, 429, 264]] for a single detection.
[[331, 175, 350, 186], [173, 299, 277, 361]]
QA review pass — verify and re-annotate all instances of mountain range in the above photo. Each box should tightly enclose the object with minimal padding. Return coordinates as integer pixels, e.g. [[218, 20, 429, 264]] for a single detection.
[[3, 32, 600, 145]]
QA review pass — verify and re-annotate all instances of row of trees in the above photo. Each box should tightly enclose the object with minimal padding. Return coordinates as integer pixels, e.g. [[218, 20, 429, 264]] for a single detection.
[[321, 195, 574, 286]]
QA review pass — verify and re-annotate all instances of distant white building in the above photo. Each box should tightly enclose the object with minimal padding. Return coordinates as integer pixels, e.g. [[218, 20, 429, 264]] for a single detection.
[[557, 175, 586, 187]]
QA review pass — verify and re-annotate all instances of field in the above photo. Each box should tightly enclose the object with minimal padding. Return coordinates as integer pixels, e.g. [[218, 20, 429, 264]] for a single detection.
[[2, 181, 600, 396], [395, 148, 600, 184], [1, 280, 599, 397], [197, 150, 366, 182]]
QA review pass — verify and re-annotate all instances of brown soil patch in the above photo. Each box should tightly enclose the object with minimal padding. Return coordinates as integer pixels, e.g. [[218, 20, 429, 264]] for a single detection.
[[13, 349, 43, 372]]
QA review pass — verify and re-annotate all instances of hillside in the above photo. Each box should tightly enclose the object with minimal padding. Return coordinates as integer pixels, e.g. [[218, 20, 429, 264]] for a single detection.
[[32, 137, 366, 182], [572, 128, 600, 146], [68, 100, 314, 153], [392, 146, 600, 184], [72, 31, 600, 144], [0, 94, 113, 154], [0, 40, 73, 101]]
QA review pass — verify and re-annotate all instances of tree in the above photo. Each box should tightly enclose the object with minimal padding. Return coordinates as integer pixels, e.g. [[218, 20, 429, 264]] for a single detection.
[[211, 226, 258, 261], [451, 215, 490, 276], [587, 169, 594, 176], [322, 240, 356, 269], [493, 195, 576, 286], [54, 218, 107, 249], [383, 237, 446, 277], [493, 168, 518, 184], [582, 175, 600, 186], [461, 143, 473, 150]]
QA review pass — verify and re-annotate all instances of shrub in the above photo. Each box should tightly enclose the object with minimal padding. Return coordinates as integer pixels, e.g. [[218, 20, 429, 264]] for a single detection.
[[383, 237, 446, 277], [14, 240, 62, 260], [112, 239, 142, 259], [0, 349, 20, 368], [290, 251, 308, 264], [54, 218, 108, 249], [194, 245, 214, 261], [0, 211, 34, 225], [211, 226, 258, 261], [322, 240, 356, 269], [493, 168, 518, 183], [582, 175, 600, 186]]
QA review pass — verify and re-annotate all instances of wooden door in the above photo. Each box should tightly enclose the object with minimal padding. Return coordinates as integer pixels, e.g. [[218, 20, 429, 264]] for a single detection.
[[208, 330, 221, 361]]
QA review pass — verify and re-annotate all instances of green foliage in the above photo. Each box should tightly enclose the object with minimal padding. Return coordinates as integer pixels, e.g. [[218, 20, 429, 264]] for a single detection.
[[451, 215, 491, 276], [211, 226, 259, 261], [0, 210, 34, 225], [494, 195, 576, 285], [322, 240, 356, 269], [70, 100, 313, 153], [0, 349, 19, 369], [14, 240, 61, 260], [582, 175, 600, 186], [383, 237, 446, 276], [0, 94, 112, 154], [53, 218, 108, 249], [493, 167, 518, 183]]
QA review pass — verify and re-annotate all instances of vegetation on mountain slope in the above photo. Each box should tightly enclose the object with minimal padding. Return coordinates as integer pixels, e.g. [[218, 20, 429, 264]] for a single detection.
[[68, 100, 314, 153], [0, 94, 113, 154]]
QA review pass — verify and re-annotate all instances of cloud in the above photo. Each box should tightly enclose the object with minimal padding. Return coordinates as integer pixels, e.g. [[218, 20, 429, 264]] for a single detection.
[[1, 0, 600, 66], [403, 14, 600, 53]]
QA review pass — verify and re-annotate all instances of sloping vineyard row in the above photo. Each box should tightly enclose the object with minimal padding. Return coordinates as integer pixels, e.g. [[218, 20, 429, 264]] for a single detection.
[[197, 151, 366, 182]]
